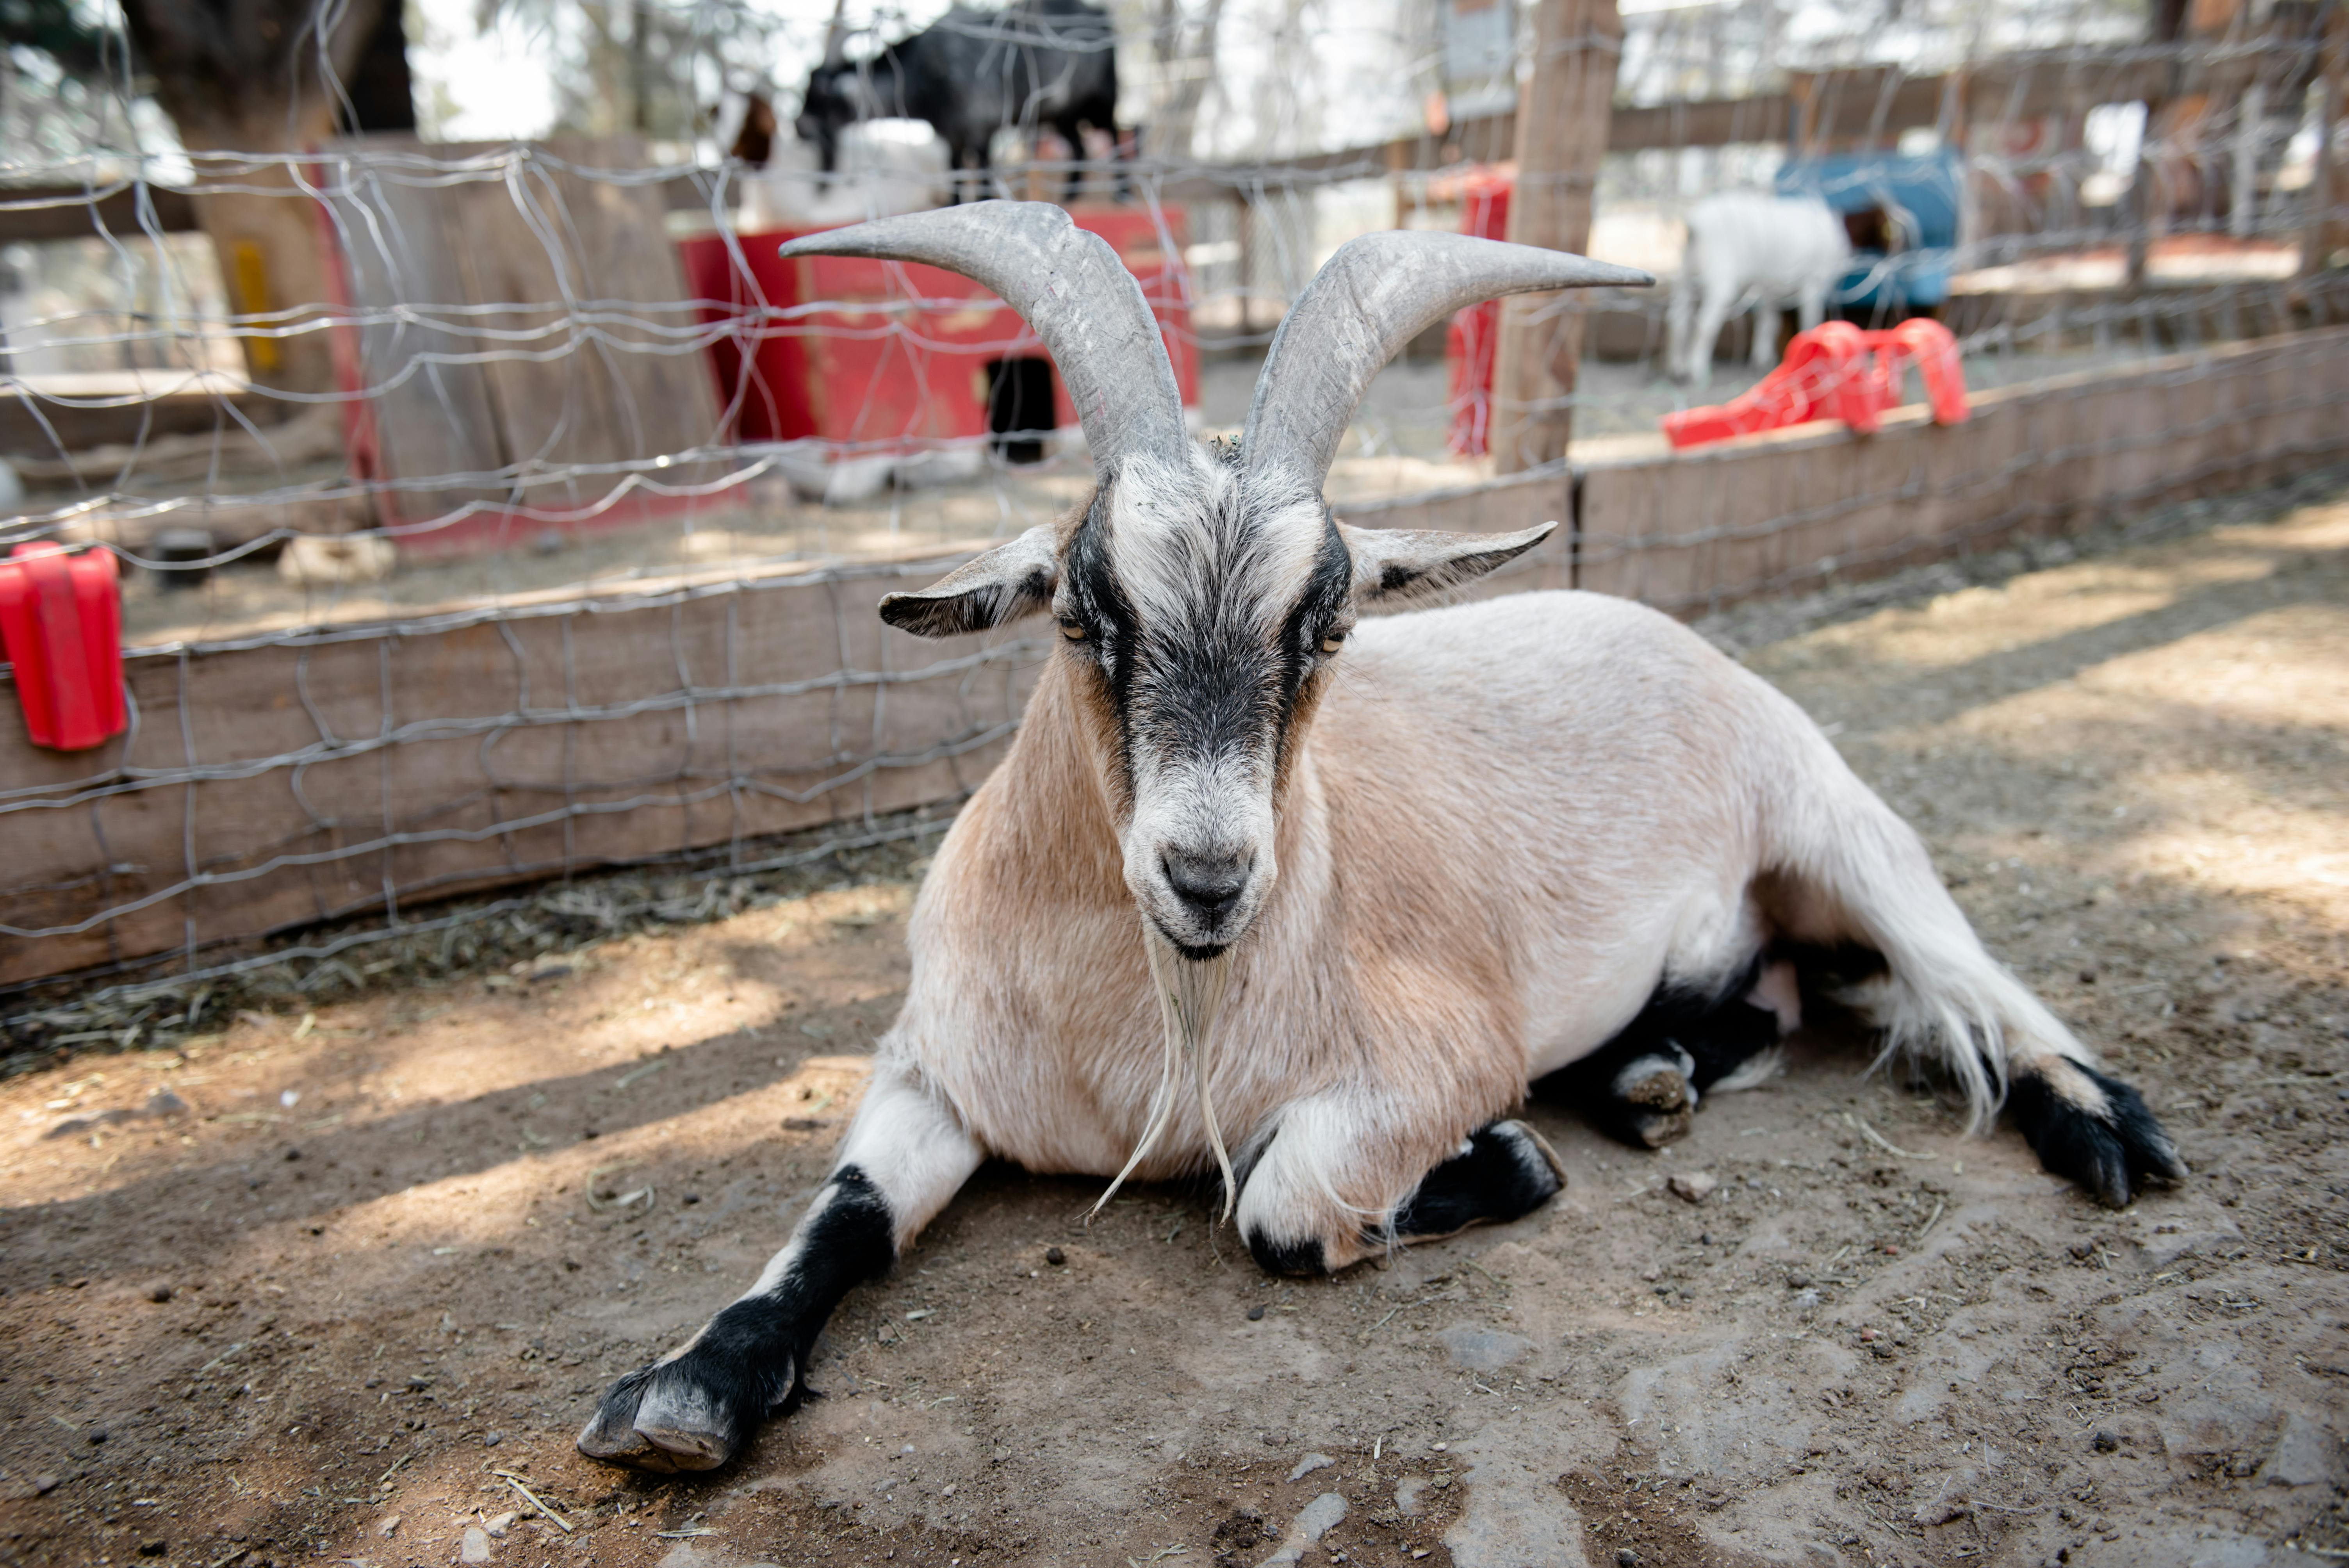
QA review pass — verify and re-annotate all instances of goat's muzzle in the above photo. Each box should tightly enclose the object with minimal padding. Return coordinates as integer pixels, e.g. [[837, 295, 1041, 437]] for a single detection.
[[1158, 845, 1255, 957]]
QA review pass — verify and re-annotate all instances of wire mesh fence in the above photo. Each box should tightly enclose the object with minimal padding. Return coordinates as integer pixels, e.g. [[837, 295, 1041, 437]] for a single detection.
[[2, 0, 2345, 1021]]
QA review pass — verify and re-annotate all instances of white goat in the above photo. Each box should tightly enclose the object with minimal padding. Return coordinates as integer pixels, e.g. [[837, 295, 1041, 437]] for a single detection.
[[1666, 191, 1852, 386], [579, 203, 2181, 1474]]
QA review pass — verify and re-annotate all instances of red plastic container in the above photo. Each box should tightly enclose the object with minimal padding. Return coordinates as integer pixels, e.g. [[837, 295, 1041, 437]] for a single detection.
[[676, 205, 1198, 449], [0, 542, 127, 752]]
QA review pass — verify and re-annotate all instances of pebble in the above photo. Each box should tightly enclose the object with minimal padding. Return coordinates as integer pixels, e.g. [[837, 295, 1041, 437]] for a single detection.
[[376, 1515, 401, 1538], [1247, 1304, 1266, 1321], [1668, 1171, 1718, 1203], [1786, 1273, 1813, 1288], [460, 1524, 492, 1564], [2093, 1431, 2119, 1453], [1045, 1246, 1066, 1266], [483, 1431, 503, 1447], [1859, 1328, 1878, 1343], [1289, 1452, 1335, 1481], [1618, 1550, 1643, 1568], [32, 1475, 57, 1496], [147, 1284, 174, 1303]]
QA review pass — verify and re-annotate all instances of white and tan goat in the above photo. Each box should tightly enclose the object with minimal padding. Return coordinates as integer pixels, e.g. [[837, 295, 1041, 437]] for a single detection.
[[580, 202, 2181, 1473]]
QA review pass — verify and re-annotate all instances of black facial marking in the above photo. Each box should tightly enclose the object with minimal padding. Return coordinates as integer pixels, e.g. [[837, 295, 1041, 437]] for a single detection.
[[1068, 481, 1356, 812], [1062, 491, 1142, 795], [1386, 1121, 1562, 1242], [2008, 1062, 2184, 1207]]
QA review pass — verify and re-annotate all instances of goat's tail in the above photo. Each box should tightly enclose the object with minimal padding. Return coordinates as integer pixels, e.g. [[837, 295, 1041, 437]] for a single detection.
[[1760, 722, 2093, 1134]]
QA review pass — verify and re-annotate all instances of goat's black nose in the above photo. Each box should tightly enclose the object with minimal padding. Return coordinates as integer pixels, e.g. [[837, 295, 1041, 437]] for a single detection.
[[1162, 849, 1250, 922]]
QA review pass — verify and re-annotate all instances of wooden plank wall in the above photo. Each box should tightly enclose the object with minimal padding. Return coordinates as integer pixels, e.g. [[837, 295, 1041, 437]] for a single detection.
[[0, 556, 1037, 986], [5, 327, 2345, 987]]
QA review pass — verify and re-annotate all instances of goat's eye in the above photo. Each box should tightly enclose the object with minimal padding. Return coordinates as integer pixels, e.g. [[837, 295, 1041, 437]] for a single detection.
[[1319, 631, 1347, 655], [1059, 620, 1086, 641]]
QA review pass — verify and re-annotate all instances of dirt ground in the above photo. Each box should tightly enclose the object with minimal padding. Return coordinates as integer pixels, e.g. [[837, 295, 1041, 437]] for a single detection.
[[4, 484, 2347, 1568]]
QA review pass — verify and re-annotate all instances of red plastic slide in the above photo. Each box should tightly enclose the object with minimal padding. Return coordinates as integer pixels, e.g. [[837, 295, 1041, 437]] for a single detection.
[[1661, 317, 1969, 449]]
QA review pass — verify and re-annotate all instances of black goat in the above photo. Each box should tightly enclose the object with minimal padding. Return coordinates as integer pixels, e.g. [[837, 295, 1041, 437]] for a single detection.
[[796, 0, 1123, 203]]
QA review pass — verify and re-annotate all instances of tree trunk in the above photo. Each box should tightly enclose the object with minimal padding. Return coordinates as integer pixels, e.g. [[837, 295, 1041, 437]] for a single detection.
[[119, 0, 385, 397], [1150, 0, 1228, 160], [339, 0, 417, 134], [1490, 0, 1620, 474]]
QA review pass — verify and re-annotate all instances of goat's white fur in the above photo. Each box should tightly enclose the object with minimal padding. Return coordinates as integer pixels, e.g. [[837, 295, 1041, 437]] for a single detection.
[[1666, 191, 1852, 387], [853, 585, 2097, 1269]]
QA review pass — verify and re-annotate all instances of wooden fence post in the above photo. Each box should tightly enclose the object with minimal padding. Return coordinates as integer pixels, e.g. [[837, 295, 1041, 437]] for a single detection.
[[1491, 0, 1622, 474], [2310, 3, 2348, 275]]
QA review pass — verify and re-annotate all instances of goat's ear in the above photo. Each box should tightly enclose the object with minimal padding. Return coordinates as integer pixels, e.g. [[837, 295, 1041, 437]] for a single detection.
[[878, 525, 1061, 638], [1337, 520, 1556, 608]]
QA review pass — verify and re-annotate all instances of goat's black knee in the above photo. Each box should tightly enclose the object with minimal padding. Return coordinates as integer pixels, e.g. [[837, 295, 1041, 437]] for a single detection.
[[1387, 1121, 1563, 1244]]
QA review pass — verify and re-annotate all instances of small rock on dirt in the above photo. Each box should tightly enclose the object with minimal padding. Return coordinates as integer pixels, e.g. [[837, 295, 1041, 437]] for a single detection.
[[376, 1515, 401, 1537], [1436, 1324, 1532, 1372], [147, 1283, 173, 1303], [485, 1511, 520, 1538], [1247, 1304, 1266, 1320], [1046, 1246, 1066, 1265], [1289, 1452, 1335, 1481], [2092, 1431, 2119, 1453], [1258, 1492, 1347, 1567], [1668, 1171, 1718, 1203], [460, 1523, 492, 1563]]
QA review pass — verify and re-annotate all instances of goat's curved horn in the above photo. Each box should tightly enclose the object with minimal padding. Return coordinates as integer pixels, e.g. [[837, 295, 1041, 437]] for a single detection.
[[1242, 232, 1654, 495], [777, 202, 1189, 476]]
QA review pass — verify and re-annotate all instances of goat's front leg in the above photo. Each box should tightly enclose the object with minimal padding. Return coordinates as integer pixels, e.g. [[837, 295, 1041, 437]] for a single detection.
[[578, 1061, 980, 1472], [1237, 1090, 1563, 1277]]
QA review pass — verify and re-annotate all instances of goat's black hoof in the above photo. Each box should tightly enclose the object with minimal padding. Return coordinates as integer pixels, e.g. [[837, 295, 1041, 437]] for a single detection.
[[578, 1342, 781, 1473], [2009, 1060, 2185, 1208], [1611, 1052, 1697, 1148]]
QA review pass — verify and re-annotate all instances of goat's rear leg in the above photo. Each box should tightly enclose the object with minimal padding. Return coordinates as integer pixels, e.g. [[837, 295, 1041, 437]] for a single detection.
[[1543, 964, 1790, 1149], [577, 1062, 979, 1472], [1238, 1092, 1562, 1277]]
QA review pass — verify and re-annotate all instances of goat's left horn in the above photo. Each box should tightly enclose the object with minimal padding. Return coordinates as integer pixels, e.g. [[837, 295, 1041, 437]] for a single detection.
[[777, 202, 1190, 477], [1240, 232, 1653, 495]]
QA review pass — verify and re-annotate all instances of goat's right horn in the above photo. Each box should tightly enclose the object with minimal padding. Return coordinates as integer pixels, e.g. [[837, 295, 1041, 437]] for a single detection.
[[1241, 232, 1653, 496], [777, 202, 1189, 476]]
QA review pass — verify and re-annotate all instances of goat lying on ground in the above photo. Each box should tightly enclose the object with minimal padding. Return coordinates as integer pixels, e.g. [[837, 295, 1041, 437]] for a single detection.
[[580, 201, 2183, 1474], [1667, 190, 1852, 387]]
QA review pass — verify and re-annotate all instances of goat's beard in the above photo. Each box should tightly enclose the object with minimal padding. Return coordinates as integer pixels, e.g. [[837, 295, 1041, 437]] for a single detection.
[[1089, 923, 1239, 1224]]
